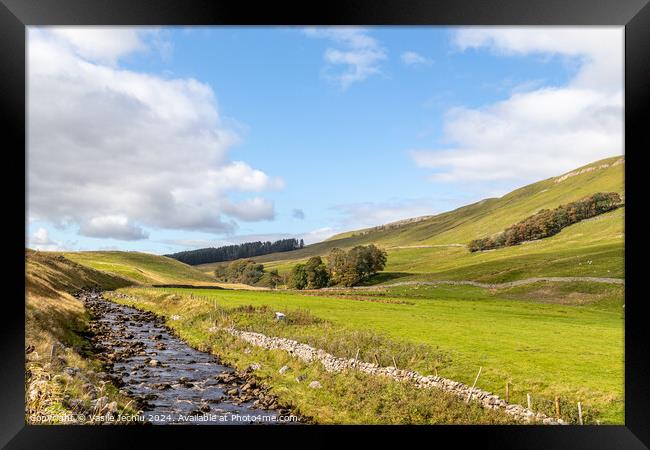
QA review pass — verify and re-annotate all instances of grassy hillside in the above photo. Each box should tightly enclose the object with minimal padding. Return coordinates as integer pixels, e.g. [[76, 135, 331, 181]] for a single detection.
[[199, 156, 624, 283], [329, 156, 623, 246], [25, 250, 135, 423], [61, 251, 219, 285]]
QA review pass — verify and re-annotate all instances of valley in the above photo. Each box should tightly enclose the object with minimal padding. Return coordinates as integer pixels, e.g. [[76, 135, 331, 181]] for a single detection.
[[25, 156, 625, 425]]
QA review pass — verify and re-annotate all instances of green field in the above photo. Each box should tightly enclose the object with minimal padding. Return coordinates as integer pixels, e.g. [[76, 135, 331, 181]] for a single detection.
[[113, 281, 624, 424], [61, 251, 218, 285]]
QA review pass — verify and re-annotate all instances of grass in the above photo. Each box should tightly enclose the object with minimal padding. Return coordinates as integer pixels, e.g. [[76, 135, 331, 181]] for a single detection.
[[112, 281, 624, 424], [60, 251, 219, 285], [25, 250, 137, 424], [107, 289, 513, 424]]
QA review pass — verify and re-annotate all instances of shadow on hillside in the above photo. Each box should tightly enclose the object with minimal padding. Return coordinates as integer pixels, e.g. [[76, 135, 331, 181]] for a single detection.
[[151, 284, 228, 290], [359, 272, 412, 286]]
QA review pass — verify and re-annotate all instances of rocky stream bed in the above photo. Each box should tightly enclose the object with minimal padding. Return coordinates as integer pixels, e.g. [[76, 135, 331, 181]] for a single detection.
[[78, 291, 299, 425]]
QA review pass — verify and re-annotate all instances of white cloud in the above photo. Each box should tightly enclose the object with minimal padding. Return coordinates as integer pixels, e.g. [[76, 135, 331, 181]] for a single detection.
[[303, 27, 387, 89], [27, 228, 67, 251], [410, 27, 623, 183], [221, 197, 275, 222], [49, 27, 148, 65], [332, 199, 437, 229], [28, 28, 281, 240], [454, 27, 621, 91], [211, 162, 285, 191], [401, 51, 432, 66], [79, 215, 149, 240], [300, 227, 338, 244]]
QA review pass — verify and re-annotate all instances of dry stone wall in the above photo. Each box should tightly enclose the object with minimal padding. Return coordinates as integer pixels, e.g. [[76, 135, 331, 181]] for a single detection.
[[326, 277, 624, 291], [226, 328, 566, 424]]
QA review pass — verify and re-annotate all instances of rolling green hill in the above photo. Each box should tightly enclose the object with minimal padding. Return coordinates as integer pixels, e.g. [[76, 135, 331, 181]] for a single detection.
[[60, 251, 219, 285], [198, 156, 624, 283]]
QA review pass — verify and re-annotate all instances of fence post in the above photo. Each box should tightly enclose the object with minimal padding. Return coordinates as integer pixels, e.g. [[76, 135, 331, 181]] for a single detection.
[[466, 366, 482, 403], [392, 355, 398, 369], [505, 382, 510, 403], [527, 393, 532, 410], [354, 348, 360, 363], [577, 402, 583, 425], [555, 396, 561, 417]]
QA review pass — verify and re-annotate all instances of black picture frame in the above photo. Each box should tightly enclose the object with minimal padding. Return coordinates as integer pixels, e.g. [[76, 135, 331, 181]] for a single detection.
[[2, 0, 648, 448]]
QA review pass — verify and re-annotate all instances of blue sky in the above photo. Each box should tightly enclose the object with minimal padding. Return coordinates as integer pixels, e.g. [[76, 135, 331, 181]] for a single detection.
[[26, 27, 623, 254]]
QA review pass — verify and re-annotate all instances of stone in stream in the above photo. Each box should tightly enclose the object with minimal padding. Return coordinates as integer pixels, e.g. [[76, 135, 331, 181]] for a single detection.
[[148, 359, 160, 367], [200, 403, 211, 413]]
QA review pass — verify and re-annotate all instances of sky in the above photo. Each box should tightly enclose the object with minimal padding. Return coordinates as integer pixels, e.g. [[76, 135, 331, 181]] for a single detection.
[[26, 26, 624, 254]]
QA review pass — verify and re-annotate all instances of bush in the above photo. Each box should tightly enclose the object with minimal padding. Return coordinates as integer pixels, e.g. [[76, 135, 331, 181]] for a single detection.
[[267, 269, 281, 289], [468, 192, 622, 252], [305, 256, 330, 289], [288, 263, 308, 290], [214, 259, 264, 285]]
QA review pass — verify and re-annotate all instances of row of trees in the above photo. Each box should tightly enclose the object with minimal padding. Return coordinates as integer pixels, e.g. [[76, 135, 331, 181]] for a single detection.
[[167, 238, 304, 265], [288, 244, 388, 289], [468, 192, 623, 252]]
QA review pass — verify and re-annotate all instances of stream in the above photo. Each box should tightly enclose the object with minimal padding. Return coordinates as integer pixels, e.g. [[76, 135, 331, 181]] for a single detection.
[[79, 291, 293, 425]]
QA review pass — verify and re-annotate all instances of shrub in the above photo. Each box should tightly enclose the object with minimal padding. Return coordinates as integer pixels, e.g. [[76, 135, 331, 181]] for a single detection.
[[214, 259, 264, 285], [267, 269, 281, 289], [288, 263, 308, 290], [305, 256, 330, 289]]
